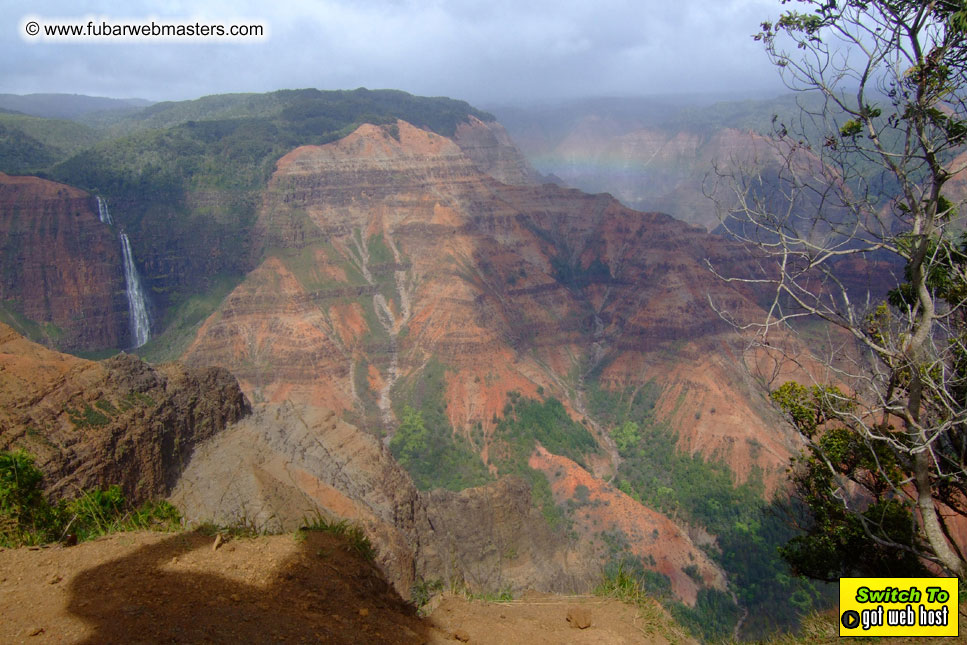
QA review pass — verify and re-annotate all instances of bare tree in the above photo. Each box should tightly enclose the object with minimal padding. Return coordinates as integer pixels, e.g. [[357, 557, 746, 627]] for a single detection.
[[711, 1, 967, 580]]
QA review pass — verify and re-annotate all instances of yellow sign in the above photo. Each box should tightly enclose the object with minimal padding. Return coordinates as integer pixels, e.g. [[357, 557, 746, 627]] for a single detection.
[[839, 577, 959, 637]]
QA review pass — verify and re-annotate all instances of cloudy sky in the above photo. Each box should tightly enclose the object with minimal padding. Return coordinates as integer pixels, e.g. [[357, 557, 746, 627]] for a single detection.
[[4, 0, 787, 105]]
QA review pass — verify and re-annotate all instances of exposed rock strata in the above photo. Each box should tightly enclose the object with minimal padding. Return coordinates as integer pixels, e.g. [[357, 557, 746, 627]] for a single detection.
[[508, 118, 828, 232], [0, 322, 249, 502], [453, 116, 541, 185], [184, 119, 795, 483], [172, 401, 716, 601], [0, 173, 128, 349]]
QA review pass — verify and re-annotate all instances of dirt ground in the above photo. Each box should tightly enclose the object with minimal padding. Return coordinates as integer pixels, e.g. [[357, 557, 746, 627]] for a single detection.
[[0, 530, 692, 644], [4, 530, 961, 644]]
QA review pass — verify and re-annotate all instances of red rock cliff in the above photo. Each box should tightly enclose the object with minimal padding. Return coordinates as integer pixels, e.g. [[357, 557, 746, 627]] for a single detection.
[[183, 120, 801, 488], [0, 173, 128, 350]]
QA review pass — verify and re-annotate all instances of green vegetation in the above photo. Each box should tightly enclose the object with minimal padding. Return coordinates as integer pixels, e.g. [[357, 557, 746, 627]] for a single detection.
[[2, 88, 492, 353], [0, 449, 181, 548], [594, 563, 695, 644], [64, 486, 181, 542], [601, 547, 673, 600], [489, 393, 599, 529], [105, 88, 494, 139], [0, 122, 60, 174], [390, 405, 493, 491], [551, 255, 612, 289], [47, 89, 494, 204], [588, 382, 832, 640], [0, 112, 103, 173], [389, 360, 492, 491], [0, 450, 60, 545], [0, 301, 63, 346], [66, 403, 112, 429], [771, 382, 929, 581], [411, 577, 445, 612], [136, 272, 243, 363], [463, 587, 515, 603], [731, 0, 967, 585], [297, 514, 375, 561], [669, 588, 742, 643], [496, 393, 598, 467]]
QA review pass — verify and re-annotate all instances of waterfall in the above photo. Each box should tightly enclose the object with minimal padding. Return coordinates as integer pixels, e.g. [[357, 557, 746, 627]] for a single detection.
[[96, 196, 113, 225], [120, 232, 150, 348]]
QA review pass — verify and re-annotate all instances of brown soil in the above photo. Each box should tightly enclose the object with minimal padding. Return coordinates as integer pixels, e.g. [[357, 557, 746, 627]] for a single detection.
[[425, 592, 692, 645], [0, 530, 425, 644], [0, 530, 690, 644]]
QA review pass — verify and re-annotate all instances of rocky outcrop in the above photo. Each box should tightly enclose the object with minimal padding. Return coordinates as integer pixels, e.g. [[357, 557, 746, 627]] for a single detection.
[[453, 116, 541, 185], [171, 401, 598, 598], [529, 446, 726, 605], [0, 173, 128, 350], [0, 322, 249, 502]]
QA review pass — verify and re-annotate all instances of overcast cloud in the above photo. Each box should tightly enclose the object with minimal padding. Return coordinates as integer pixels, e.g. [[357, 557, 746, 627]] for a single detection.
[[3, 0, 786, 105]]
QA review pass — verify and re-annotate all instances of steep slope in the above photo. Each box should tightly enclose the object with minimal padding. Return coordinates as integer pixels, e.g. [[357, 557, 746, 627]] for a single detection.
[[36, 89, 521, 339], [510, 119, 820, 232], [170, 400, 724, 605], [170, 401, 594, 597], [0, 322, 249, 502], [169, 119, 814, 618], [0, 174, 128, 350], [183, 119, 795, 482], [453, 115, 541, 185]]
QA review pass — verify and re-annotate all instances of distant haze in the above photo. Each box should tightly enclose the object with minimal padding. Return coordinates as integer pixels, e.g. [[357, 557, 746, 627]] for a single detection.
[[5, 0, 786, 105]]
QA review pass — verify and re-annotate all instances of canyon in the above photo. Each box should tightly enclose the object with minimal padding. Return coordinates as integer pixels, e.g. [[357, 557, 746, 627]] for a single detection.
[[0, 91, 821, 638], [181, 118, 799, 484]]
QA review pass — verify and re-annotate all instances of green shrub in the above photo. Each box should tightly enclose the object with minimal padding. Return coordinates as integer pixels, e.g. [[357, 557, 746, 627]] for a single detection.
[[0, 450, 59, 546], [411, 577, 444, 611], [669, 588, 741, 643], [0, 449, 182, 547], [66, 485, 125, 539]]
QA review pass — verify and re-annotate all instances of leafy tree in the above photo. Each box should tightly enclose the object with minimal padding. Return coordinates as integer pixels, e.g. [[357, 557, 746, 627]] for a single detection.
[[0, 450, 181, 546], [715, 1, 967, 579], [389, 405, 430, 466], [612, 420, 640, 455]]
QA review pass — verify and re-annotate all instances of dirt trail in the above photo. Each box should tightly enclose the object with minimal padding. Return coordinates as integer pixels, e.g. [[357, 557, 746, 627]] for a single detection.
[[0, 531, 690, 644]]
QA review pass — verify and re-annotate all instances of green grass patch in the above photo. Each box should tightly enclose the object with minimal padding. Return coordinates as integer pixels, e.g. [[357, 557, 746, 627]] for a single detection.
[[0, 301, 63, 346], [66, 404, 111, 429], [366, 232, 396, 266], [594, 563, 694, 644], [297, 514, 375, 561]]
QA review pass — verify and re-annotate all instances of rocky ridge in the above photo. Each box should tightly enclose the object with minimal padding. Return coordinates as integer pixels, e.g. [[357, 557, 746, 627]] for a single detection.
[[0, 322, 249, 502], [171, 401, 590, 597]]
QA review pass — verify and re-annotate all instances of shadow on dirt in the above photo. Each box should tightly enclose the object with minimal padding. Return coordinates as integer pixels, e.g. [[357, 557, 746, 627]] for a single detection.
[[65, 530, 429, 644]]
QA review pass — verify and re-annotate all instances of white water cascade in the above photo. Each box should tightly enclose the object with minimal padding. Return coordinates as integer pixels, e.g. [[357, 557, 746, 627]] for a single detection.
[[120, 232, 151, 348], [95, 196, 113, 225]]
